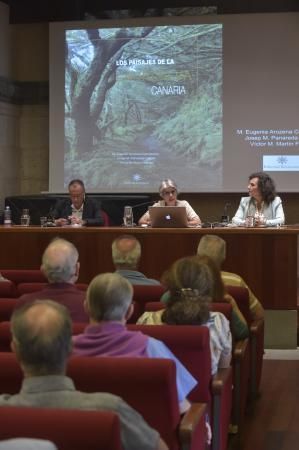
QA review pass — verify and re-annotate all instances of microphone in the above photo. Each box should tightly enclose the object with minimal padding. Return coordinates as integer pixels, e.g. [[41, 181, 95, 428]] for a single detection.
[[130, 200, 155, 210]]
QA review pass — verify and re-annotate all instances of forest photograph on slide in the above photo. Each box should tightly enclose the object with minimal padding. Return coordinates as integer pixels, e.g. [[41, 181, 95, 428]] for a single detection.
[[64, 24, 222, 192]]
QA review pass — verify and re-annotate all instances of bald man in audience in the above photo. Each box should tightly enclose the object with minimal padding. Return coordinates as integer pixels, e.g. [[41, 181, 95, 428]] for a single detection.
[[112, 235, 160, 285], [16, 238, 88, 322], [197, 234, 264, 320], [0, 300, 167, 450], [0, 439, 57, 450]]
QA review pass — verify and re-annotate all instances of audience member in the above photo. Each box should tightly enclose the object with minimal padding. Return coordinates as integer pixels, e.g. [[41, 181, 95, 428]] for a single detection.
[[51, 179, 104, 226], [159, 255, 248, 340], [112, 235, 160, 285], [16, 238, 88, 322], [197, 234, 264, 320], [73, 272, 197, 414], [137, 255, 233, 375], [0, 439, 57, 450], [0, 300, 168, 450]]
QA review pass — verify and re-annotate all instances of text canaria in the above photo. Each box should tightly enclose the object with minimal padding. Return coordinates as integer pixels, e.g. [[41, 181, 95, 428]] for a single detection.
[[151, 85, 186, 96]]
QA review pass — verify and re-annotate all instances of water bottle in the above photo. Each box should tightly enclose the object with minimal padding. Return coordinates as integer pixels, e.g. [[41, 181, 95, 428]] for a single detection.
[[4, 206, 12, 226]]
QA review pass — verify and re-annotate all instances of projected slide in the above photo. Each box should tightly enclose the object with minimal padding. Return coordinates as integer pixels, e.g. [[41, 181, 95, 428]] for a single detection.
[[64, 25, 222, 192], [50, 13, 299, 192]]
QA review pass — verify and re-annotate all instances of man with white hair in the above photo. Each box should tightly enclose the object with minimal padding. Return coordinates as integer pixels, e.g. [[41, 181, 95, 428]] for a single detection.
[[16, 238, 88, 322], [112, 235, 160, 285], [73, 272, 197, 414]]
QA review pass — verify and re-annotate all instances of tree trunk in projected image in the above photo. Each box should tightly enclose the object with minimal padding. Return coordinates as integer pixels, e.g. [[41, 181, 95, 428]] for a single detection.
[[67, 27, 154, 156]]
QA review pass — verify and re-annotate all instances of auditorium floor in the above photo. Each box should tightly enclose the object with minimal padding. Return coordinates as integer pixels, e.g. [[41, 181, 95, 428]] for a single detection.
[[229, 356, 299, 450]]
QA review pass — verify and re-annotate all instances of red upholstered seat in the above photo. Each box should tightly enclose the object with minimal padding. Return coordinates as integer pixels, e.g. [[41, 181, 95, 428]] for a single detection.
[[0, 322, 88, 353], [0, 321, 11, 351], [0, 298, 18, 322], [17, 282, 47, 296], [102, 209, 110, 226], [128, 323, 232, 450], [128, 284, 165, 323], [226, 285, 264, 399], [17, 282, 88, 296], [72, 322, 86, 335], [212, 302, 250, 432], [143, 301, 249, 433], [0, 281, 18, 298], [1, 269, 47, 285], [0, 406, 123, 450], [0, 353, 207, 450]]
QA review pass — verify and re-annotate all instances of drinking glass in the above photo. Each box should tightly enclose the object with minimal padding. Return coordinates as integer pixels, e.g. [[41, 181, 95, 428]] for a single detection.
[[245, 215, 255, 227], [123, 206, 134, 227], [20, 209, 30, 226], [40, 216, 47, 227]]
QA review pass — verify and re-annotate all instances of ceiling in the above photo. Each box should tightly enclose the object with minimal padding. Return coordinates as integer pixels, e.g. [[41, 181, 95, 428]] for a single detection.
[[3, 0, 299, 23]]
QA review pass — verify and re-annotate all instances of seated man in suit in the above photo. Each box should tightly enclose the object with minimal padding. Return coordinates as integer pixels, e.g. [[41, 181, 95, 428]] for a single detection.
[[16, 238, 88, 322], [73, 272, 197, 414], [197, 234, 264, 320], [112, 235, 160, 285], [0, 300, 167, 450], [52, 179, 104, 226]]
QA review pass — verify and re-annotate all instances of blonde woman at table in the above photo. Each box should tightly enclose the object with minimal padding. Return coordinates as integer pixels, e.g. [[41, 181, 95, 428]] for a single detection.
[[138, 179, 201, 226], [232, 172, 285, 227]]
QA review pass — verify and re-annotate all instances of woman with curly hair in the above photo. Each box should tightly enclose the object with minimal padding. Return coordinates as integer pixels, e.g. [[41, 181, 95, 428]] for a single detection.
[[137, 255, 233, 374], [232, 171, 285, 227]]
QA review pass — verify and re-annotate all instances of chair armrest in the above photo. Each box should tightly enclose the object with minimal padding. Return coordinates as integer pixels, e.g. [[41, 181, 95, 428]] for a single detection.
[[179, 402, 207, 450], [211, 367, 232, 395], [211, 367, 233, 450], [233, 338, 249, 361], [249, 318, 264, 398], [250, 318, 264, 336], [231, 338, 250, 430]]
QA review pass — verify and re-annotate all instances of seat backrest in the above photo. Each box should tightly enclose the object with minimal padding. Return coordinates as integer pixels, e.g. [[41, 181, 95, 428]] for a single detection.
[[17, 283, 47, 296], [127, 324, 212, 403], [0, 406, 122, 450], [0, 281, 18, 298], [17, 282, 88, 297], [0, 321, 11, 351], [0, 299, 18, 322], [211, 302, 232, 321], [1, 270, 47, 285], [144, 301, 164, 312], [67, 355, 180, 450], [0, 322, 88, 352], [131, 285, 165, 321], [226, 285, 251, 325], [72, 322, 86, 335], [102, 210, 110, 226], [0, 352, 23, 393], [75, 283, 88, 291]]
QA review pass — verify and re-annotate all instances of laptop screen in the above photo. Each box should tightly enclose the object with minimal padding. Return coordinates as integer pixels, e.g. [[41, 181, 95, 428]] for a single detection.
[[149, 206, 188, 228]]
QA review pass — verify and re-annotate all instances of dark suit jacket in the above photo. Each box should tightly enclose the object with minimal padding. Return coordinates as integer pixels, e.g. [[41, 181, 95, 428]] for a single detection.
[[51, 197, 104, 226]]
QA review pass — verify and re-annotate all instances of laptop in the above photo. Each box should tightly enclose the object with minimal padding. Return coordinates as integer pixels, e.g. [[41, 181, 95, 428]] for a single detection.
[[149, 206, 188, 228]]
